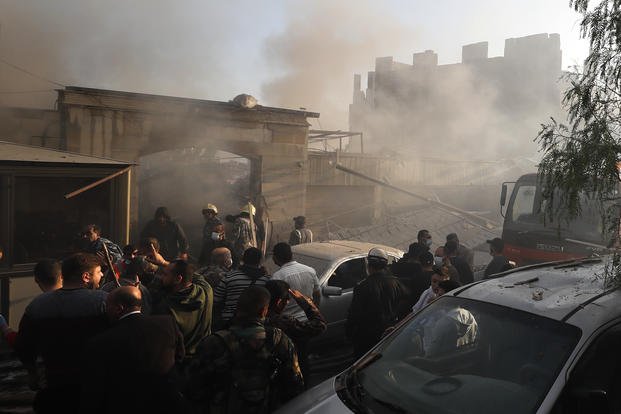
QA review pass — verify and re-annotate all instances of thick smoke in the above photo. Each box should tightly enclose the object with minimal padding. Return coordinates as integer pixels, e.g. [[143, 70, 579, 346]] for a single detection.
[[261, 0, 415, 130], [0, 1, 263, 108]]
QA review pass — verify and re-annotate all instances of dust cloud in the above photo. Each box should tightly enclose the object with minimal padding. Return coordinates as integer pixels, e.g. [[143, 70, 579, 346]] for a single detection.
[[261, 0, 416, 130], [0, 1, 261, 108]]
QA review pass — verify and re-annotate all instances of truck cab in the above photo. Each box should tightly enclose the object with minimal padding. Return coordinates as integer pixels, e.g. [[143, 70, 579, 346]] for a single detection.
[[500, 173, 609, 266]]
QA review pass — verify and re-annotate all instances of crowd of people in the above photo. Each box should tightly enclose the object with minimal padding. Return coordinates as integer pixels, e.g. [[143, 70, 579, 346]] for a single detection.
[[0, 204, 512, 413], [346, 230, 512, 359]]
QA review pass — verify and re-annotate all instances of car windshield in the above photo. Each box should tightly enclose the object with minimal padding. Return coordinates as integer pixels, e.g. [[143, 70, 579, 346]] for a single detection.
[[343, 296, 581, 414]]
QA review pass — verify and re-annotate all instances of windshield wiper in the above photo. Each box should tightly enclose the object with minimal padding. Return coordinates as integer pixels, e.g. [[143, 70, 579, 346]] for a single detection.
[[340, 352, 383, 413]]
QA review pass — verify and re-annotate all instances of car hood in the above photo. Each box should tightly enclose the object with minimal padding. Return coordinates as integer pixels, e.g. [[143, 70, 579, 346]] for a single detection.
[[275, 376, 351, 413]]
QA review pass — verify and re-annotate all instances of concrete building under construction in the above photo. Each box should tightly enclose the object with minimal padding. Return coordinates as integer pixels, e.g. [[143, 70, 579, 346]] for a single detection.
[[349, 33, 564, 158]]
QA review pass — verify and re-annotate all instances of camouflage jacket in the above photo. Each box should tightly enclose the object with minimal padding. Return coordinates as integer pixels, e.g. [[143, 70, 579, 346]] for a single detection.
[[266, 296, 326, 346], [232, 217, 257, 259], [187, 318, 304, 414], [194, 265, 229, 290]]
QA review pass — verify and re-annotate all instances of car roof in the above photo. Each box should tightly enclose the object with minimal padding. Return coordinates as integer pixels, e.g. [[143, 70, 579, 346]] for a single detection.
[[452, 258, 621, 328], [292, 240, 404, 261]]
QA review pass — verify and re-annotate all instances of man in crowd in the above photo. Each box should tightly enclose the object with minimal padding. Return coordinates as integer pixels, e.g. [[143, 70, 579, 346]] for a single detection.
[[444, 240, 474, 285], [137, 237, 164, 286], [101, 256, 153, 315], [412, 266, 451, 313], [391, 242, 428, 310], [0, 259, 62, 348], [417, 229, 433, 251], [80, 286, 188, 414], [199, 204, 223, 265], [484, 238, 512, 278], [188, 286, 304, 413], [289, 216, 313, 246], [151, 260, 212, 358], [271, 242, 320, 312], [346, 248, 405, 358], [141, 207, 189, 261], [265, 280, 326, 385], [15, 253, 108, 414], [231, 204, 258, 260], [446, 233, 474, 271], [81, 224, 123, 276], [34, 258, 63, 292], [213, 247, 269, 329], [115, 244, 137, 276], [195, 247, 233, 289], [200, 223, 237, 267]]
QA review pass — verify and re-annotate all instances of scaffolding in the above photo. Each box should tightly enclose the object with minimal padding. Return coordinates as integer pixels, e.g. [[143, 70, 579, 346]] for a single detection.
[[308, 130, 364, 153]]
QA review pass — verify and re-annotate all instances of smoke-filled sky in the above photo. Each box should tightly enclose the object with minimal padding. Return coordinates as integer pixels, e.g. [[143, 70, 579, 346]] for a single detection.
[[0, 0, 587, 129]]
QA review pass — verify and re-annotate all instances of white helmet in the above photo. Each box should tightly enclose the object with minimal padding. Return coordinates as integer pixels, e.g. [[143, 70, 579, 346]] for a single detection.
[[203, 203, 218, 214], [240, 203, 256, 216], [367, 248, 389, 265]]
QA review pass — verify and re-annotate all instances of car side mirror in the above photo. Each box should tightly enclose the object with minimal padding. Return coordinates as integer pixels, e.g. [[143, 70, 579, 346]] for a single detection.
[[500, 183, 508, 207], [323, 286, 343, 296]]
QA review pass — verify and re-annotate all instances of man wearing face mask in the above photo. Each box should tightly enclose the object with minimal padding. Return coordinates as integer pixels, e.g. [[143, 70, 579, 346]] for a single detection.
[[417, 229, 433, 251]]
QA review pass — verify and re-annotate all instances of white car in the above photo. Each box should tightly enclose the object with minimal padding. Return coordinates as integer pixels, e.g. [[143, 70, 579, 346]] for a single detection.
[[278, 257, 619, 414], [280, 240, 404, 348]]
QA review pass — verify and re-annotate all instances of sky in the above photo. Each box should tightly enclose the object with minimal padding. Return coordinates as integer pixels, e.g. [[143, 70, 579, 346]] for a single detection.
[[0, 0, 588, 129]]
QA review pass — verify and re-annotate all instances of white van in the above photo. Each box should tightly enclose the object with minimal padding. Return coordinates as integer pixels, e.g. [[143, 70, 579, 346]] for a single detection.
[[279, 257, 620, 414]]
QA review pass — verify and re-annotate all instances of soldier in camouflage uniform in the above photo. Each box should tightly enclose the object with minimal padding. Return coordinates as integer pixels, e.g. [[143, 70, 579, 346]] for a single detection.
[[187, 286, 304, 414], [232, 204, 258, 261], [265, 280, 326, 385]]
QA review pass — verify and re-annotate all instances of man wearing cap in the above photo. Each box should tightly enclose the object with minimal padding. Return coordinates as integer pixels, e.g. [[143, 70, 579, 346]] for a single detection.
[[346, 248, 405, 358], [199, 204, 223, 266], [484, 238, 511, 278], [289, 216, 313, 246]]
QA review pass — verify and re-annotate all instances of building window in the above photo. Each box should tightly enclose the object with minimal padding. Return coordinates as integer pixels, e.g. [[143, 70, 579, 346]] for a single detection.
[[13, 176, 112, 264]]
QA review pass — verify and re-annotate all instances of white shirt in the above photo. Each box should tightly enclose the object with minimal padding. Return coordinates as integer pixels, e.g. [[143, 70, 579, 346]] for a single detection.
[[412, 286, 436, 313], [272, 261, 320, 315]]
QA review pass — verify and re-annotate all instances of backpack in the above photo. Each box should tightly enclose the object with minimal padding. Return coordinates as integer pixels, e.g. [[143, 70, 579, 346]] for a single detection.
[[214, 326, 284, 414]]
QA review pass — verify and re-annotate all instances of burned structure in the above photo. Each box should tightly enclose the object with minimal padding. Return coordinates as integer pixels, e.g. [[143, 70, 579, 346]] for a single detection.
[[349, 33, 563, 158], [1, 87, 320, 254]]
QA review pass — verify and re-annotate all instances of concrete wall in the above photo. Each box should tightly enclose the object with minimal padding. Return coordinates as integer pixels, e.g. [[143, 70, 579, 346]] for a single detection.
[[306, 184, 380, 239], [0, 107, 61, 148]]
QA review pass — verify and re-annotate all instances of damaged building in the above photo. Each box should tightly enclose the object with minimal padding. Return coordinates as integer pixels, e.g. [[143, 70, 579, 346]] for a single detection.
[[349, 33, 564, 158]]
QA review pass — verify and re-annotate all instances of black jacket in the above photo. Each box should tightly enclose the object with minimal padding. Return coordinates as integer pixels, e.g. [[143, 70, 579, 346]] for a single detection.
[[141, 220, 189, 261], [391, 260, 429, 306], [450, 256, 474, 285], [79, 313, 187, 414], [346, 269, 404, 356]]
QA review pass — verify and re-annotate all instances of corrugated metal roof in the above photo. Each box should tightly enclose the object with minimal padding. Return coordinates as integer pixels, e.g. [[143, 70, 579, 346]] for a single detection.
[[0, 141, 131, 165]]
